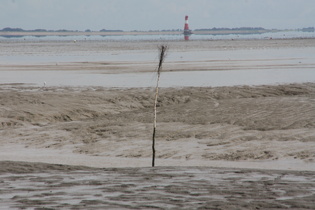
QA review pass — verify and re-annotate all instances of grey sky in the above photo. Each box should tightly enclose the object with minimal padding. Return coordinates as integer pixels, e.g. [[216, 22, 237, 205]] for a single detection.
[[1, 0, 314, 31]]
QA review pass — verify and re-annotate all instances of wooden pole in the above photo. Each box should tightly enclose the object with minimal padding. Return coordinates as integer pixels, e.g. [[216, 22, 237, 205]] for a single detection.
[[152, 45, 167, 167]]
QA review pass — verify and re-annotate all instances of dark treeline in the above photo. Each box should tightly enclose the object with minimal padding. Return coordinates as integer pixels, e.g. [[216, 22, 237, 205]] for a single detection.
[[195, 27, 265, 31], [0, 27, 124, 32], [300, 27, 315, 32], [1, 27, 314, 33]]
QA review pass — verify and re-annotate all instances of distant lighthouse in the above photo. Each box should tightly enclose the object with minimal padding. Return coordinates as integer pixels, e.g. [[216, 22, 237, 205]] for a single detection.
[[183, 16, 192, 35], [183, 15, 192, 40]]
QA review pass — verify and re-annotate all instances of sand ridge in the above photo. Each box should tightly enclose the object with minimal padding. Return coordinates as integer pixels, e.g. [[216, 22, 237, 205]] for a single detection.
[[0, 83, 314, 170]]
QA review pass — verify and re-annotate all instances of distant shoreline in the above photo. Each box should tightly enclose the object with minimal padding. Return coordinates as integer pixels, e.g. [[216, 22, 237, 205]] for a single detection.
[[0, 29, 281, 37]]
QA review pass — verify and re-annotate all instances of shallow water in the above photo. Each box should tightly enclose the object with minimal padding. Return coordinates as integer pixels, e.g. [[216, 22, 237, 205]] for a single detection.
[[1, 39, 314, 88], [1, 68, 314, 88], [1, 164, 314, 209], [1, 30, 314, 41]]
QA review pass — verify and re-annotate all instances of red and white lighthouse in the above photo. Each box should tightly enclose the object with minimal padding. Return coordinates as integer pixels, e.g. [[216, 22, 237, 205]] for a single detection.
[[184, 16, 192, 34], [183, 15, 192, 40]]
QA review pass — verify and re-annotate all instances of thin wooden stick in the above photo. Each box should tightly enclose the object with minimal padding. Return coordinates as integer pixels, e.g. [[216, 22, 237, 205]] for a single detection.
[[152, 45, 167, 167]]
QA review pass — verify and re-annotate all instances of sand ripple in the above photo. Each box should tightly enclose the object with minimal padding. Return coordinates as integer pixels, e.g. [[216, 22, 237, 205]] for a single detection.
[[0, 161, 314, 209]]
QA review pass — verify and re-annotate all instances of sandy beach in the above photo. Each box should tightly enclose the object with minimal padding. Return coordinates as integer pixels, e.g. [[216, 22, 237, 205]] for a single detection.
[[0, 38, 315, 209]]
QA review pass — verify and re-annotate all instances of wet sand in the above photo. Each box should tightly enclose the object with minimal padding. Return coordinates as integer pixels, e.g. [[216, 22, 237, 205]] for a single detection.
[[1, 161, 314, 209], [0, 39, 315, 209], [1, 38, 315, 88], [0, 83, 314, 209]]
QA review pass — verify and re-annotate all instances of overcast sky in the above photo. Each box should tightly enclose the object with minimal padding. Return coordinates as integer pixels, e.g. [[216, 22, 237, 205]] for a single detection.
[[1, 0, 315, 31]]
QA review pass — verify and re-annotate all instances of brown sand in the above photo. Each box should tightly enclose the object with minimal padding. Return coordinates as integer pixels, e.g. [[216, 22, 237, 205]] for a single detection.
[[0, 83, 314, 168], [0, 83, 314, 208], [0, 39, 315, 209]]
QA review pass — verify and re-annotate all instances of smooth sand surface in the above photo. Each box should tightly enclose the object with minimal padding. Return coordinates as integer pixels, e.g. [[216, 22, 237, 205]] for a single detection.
[[0, 38, 314, 209]]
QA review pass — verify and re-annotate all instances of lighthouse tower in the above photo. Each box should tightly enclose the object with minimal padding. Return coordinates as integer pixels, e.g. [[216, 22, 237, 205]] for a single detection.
[[183, 15, 192, 35]]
